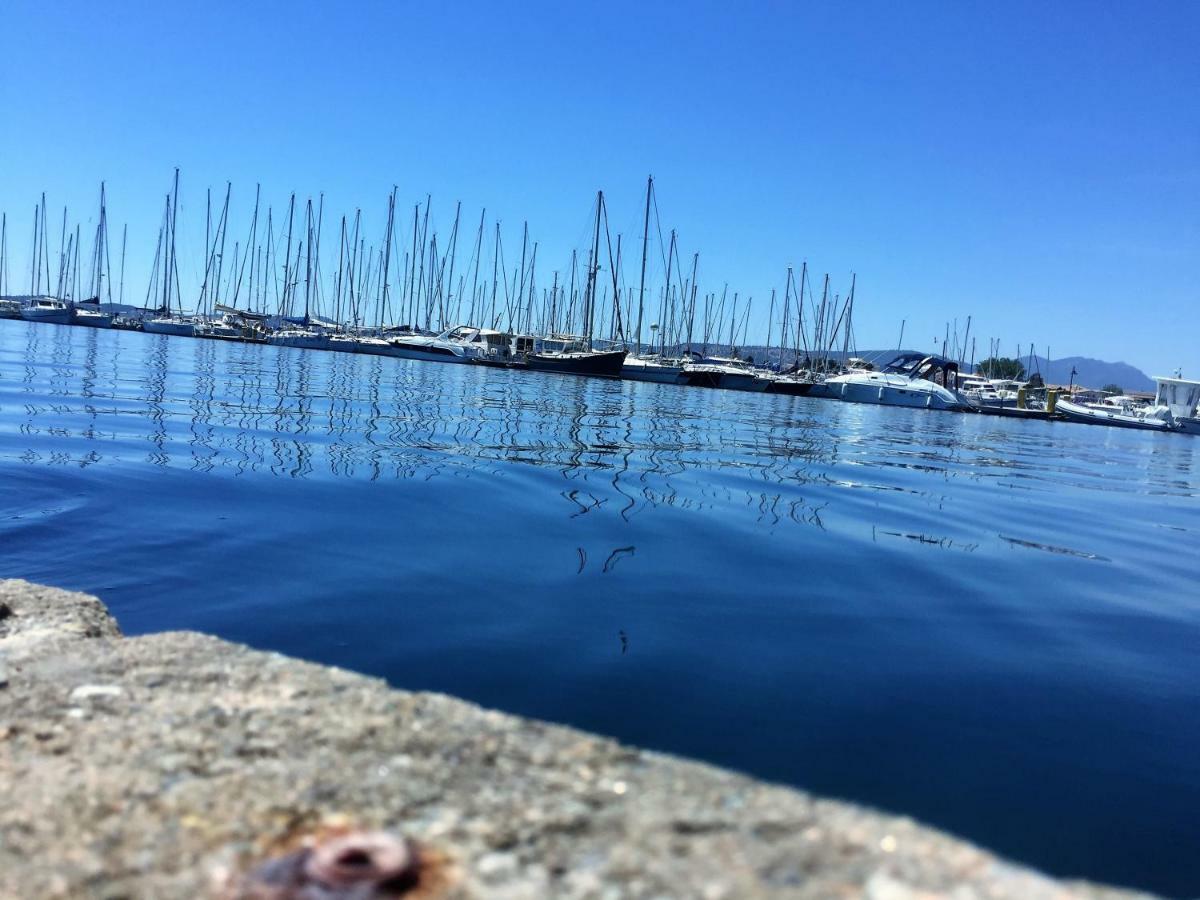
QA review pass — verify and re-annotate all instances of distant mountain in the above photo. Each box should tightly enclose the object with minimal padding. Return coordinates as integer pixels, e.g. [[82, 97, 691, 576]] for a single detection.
[[679, 343, 1156, 391], [1008, 356, 1156, 392]]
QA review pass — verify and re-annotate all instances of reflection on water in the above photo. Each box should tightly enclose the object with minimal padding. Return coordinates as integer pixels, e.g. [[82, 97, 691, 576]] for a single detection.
[[3, 321, 852, 522], [2, 321, 1200, 896]]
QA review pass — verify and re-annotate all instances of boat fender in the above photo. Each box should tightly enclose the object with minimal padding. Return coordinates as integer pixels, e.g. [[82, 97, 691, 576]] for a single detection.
[[878, 386, 885, 401]]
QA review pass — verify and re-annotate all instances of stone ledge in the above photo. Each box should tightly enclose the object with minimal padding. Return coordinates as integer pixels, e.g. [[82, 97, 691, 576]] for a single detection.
[[0, 579, 1149, 898]]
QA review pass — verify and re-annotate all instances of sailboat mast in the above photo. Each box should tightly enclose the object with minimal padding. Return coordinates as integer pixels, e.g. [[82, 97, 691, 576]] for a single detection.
[[583, 191, 603, 349], [636, 175, 652, 354]]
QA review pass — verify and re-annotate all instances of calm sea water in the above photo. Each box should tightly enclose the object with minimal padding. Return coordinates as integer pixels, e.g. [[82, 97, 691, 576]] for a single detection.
[[2, 320, 1198, 896]]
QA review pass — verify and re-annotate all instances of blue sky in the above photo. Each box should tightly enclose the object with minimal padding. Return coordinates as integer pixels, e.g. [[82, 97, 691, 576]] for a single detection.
[[1, 0, 1197, 375]]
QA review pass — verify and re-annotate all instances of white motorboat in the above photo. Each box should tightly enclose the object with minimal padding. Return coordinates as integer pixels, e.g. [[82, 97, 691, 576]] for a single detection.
[[621, 354, 686, 384], [20, 297, 72, 324], [384, 325, 523, 365], [822, 353, 975, 410]]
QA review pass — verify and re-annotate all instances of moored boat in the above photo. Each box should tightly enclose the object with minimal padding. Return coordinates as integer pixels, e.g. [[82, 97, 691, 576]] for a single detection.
[[1056, 396, 1172, 431], [71, 307, 114, 328], [822, 353, 975, 411], [680, 357, 771, 392], [20, 297, 72, 324], [142, 316, 197, 337], [527, 342, 627, 378], [621, 354, 686, 384]]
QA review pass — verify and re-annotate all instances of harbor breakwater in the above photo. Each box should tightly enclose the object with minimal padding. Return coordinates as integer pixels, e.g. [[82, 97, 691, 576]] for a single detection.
[[0, 579, 1150, 899]]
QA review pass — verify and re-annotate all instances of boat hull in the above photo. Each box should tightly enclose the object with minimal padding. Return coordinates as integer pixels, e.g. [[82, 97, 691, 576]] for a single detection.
[[826, 377, 967, 410], [767, 378, 813, 396], [386, 341, 473, 363], [1056, 399, 1170, 431], [621, 360, 684, 384], [527, 349, 627, 378], [20, 308, 72, 325], [268, 334, 330, 350], [72, 311, 114, 328], [142, 320, 196, 337], [679, 368, 768, 391]]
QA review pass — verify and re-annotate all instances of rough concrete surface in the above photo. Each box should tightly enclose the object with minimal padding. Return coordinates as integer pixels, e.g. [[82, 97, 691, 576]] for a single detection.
[[0, 579, 1151, 899]]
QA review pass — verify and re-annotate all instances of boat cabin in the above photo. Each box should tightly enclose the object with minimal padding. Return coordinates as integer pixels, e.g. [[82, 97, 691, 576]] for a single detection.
[[882, 353, 963, 389]]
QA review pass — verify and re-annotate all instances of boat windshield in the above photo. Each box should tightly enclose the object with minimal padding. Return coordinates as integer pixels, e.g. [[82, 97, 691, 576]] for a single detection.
[[881, 353, 927, 375]]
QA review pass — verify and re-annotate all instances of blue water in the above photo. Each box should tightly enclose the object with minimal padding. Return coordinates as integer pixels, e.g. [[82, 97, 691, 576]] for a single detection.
[[2, 320, 1198, 896]]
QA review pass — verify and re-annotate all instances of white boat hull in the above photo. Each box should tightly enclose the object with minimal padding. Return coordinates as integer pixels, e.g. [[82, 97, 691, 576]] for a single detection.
[[269, 333, 330, 350], [72, 310, 114, 328], [387, 340, 472, 363], [622, 358, 684, 384], [142, 319, 196, 337], [826, 375, 967, 410], [1056, 398, 1171, 431], [20, 307, 72, 325]]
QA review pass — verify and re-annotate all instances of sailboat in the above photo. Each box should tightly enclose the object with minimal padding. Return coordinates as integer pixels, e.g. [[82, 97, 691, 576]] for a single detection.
[[142, 171, 197, 337], [620, 178, 688, 385], [268, 198, 331, 350], [526, 191, 626, 378], [72, 183, 115, 328], [18, 195, 73, 324]]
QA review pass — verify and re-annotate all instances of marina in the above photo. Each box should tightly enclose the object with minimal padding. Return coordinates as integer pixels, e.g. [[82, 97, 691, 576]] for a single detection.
[[1, 174, 1195, 434]]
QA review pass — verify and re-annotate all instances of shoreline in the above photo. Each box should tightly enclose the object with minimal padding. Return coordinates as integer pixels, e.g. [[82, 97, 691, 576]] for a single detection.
[[0, 578, 1151, 898]]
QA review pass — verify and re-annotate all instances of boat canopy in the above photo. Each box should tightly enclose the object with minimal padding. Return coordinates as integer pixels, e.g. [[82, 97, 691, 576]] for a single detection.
[[882, 353, 962, 388]]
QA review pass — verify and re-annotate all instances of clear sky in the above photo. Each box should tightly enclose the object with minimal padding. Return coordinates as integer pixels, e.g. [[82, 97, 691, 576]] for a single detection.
[[1, 0, 1197, 375]]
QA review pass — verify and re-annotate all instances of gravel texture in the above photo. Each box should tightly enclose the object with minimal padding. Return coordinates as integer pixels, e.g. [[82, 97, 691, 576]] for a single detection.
[[0, 579, 1150, 899]]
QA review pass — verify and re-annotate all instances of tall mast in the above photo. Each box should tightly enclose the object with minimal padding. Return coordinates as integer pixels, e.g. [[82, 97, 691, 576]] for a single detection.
[[281, 193, 295, 316], [467, 208, 485, 325], [167, 168, 180, 314], [584, 191, 603, 349], [57, 204, 67, 296], [489, 222, 500, 329], [443, 200, 462, 328], [118, 224, 127, 307], [635, 174, 652, 355], [234, 184, 260, 310], [380, 187, 397, 329], [660, 231, 676, 356], [303, 198, 314, 322], [30, 204, 38, 295]]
